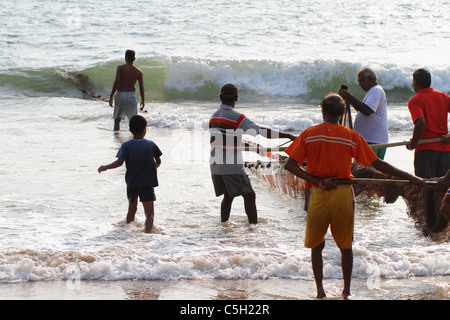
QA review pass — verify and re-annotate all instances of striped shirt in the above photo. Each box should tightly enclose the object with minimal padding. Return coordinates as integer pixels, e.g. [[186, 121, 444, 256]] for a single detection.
[[209, 104, 261, 174], [285, 122, 378, 187], [444, 188, 450, 204]]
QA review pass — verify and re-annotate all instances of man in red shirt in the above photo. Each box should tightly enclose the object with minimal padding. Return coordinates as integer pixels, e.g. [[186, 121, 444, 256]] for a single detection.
[[407, 68, 450, 179]]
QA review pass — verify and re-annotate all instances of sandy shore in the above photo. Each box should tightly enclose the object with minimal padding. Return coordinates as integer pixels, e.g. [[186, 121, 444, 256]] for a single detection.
[[1, 277, 448, 300], [0, 278, 446, 319]]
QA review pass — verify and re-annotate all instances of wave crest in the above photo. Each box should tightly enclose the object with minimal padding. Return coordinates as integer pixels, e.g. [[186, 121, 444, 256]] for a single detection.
[[1, 56, 449, 102]]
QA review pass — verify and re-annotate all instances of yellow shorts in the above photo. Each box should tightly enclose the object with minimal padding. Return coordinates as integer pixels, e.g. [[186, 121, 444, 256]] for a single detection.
[[305, 185, 354, 250]]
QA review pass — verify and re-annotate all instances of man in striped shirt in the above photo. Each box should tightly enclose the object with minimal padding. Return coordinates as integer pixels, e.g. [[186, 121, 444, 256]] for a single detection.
[[284, 93, 425, 299], [209, 83, 296, 224]]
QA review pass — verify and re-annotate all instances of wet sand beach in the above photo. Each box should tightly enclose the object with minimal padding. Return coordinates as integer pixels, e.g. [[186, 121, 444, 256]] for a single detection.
[[1, 277, 448, 300]]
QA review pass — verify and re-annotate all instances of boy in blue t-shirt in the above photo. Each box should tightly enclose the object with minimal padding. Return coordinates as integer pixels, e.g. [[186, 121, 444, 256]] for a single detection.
[[98, 115, 162, 233]]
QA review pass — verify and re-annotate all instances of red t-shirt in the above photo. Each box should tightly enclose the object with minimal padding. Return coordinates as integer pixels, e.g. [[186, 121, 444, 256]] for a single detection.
[[285, 122, 378, 187], [408, 88, 450, 152]]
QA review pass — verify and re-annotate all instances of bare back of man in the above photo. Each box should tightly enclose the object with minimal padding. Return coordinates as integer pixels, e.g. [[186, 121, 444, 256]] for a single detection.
[[115, 63, 143, 93]]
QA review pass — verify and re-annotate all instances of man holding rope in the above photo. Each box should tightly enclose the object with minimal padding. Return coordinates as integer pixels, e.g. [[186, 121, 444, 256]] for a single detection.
[[209, 84, 296, 224], [406, 68, 450, 179], [405, 69, 450, 232], [338, 68, 389, 159], [284, 93, 425, 300]]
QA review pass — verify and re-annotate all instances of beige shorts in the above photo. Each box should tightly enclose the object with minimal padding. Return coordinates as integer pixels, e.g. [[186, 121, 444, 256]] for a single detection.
[[305, 185, 355, 250], [113, 91, 138, 120]]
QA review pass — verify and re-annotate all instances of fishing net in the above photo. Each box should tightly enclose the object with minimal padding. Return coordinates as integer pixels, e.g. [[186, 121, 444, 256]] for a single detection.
[[60, 70, 109, 102], [351, 163, 449, 242], [245, 159, 449, 242], [245, 157, 305, 198]]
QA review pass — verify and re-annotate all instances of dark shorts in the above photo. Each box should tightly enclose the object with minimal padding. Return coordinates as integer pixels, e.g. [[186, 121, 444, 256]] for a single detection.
[[211, 174, 254, 198], [414, 150, 450, 178], [127, 187, 156, 202]]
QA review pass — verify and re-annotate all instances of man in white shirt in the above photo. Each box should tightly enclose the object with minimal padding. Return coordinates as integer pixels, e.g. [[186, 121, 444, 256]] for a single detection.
[[339, 68, 388, 159]]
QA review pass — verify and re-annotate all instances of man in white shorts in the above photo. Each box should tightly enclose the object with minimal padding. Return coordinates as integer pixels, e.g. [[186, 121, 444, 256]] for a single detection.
[[109, 50, 145, 131]]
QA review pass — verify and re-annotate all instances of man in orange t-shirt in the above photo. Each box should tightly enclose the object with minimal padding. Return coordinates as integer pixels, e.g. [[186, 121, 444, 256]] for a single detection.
[[407, 68, 450, 179], [284, 93, 425, 300]]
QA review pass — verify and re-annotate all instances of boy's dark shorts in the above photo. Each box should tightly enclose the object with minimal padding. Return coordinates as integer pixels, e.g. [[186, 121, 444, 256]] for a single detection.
[[127, 187, 156, 202], [211, 174, 254, 198]]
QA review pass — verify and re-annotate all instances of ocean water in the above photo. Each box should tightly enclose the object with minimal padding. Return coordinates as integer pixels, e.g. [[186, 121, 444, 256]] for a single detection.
[[0, 0, 449, 299]]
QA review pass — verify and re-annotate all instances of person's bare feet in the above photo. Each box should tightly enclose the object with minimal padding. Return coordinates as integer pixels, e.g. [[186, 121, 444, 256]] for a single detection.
[[342, 290, 351, 300], [316, 287, 326, 299]]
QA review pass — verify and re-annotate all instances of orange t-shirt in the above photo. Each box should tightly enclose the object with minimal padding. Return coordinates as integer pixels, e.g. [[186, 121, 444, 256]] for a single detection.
[[408, 88, 450, 152], [285, 122, 378, 187]]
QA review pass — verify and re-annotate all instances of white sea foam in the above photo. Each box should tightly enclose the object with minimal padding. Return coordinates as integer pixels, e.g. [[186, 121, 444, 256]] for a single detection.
[[161, 57, 450, 98], [1, 240, 448, 283]]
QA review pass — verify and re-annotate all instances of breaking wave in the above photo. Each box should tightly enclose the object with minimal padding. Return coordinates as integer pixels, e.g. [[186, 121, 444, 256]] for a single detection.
[[2, 56, 449, 102]]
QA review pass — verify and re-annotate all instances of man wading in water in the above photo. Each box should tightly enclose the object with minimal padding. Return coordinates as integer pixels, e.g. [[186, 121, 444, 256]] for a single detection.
[[109, 50, 145, 131], [284, 93, 425, 299]]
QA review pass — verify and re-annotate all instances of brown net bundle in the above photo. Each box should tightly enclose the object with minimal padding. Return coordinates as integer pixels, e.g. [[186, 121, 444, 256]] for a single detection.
[[349, 163, 448, 242], [350, 163, 405, 204], [60, 70, 109, 102], [402, 187, 448, 242], [245, 160, 449, 242], [75, 73, 109, 102]]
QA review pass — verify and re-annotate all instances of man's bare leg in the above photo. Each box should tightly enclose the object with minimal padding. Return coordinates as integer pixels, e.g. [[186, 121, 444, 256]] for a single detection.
[[312, 241, 326, 299], [341, 247, 353, 299], [221, 192, 233, 223], [243, 191, 257, 224], [114, 118, 121, 131]]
